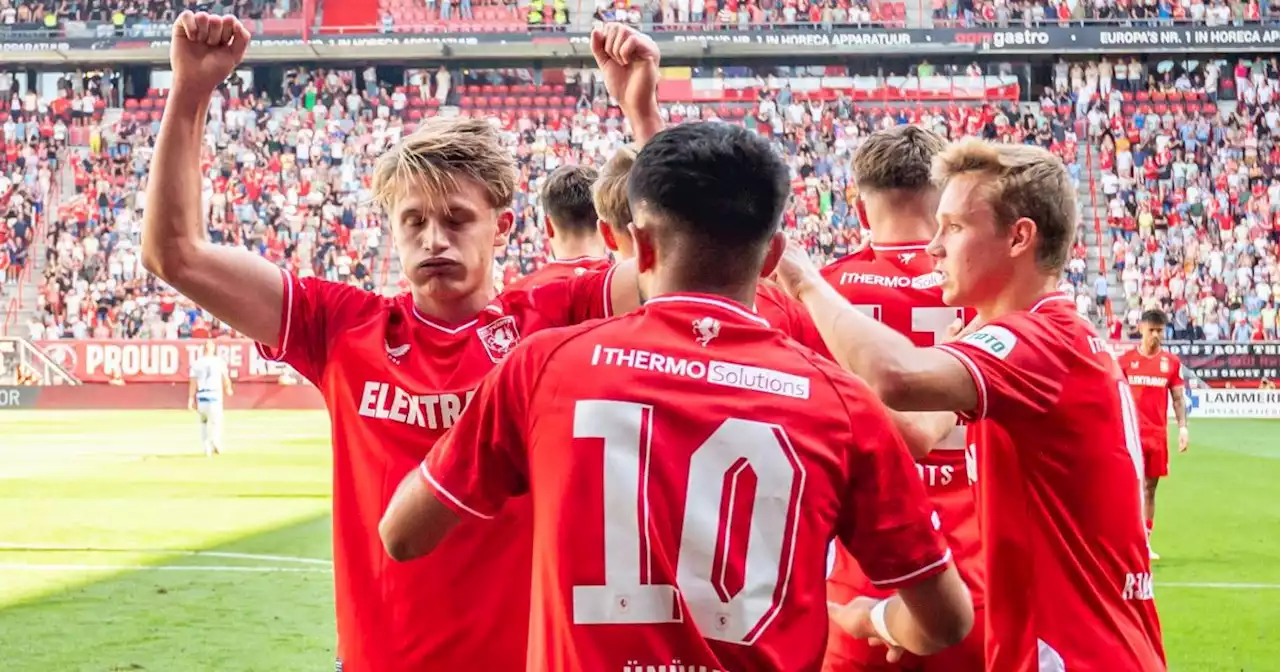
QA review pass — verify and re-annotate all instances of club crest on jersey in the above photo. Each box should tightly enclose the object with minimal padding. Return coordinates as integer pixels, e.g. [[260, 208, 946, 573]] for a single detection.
[[1160, 358, 1170, 373], [899, 252, 917, 264], [693, 317, 721, 347], [478, 316, 521, 362]]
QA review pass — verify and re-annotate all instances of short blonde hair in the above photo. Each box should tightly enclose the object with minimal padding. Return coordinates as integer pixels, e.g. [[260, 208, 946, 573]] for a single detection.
[[372, 117, 516, 214], [593, 147, 636, 231], [853, 125, 947, 193], [932, 138, 1077, 273]]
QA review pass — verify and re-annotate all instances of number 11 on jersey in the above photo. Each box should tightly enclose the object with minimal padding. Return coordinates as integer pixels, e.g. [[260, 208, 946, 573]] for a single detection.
[[571, 399, 806, 645]]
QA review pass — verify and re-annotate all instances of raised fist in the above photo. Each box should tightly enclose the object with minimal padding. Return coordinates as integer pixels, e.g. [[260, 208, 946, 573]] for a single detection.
[[170, 11, 251, 99], [590, 23, 660, 117]]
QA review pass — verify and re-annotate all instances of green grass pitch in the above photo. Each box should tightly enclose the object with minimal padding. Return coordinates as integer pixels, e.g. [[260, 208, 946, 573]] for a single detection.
[[0, 410, 1276, 671]]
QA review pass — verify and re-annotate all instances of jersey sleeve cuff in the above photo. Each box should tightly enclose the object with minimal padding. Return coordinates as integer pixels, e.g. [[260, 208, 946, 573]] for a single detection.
[[867, 548, 953, 591], [934, 344, 988, 422], [255, 266, 294, 363], [418, 462, 497, 521]]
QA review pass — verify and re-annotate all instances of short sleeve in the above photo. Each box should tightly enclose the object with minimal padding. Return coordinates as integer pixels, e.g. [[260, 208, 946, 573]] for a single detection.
[[831, 372, 951, 590], [253, 267, 373, 384], [517, 264, 616, 328], [934, 314, 1070, 423], [420, 332, 546, 519], [1170, 357, 1184, 387]]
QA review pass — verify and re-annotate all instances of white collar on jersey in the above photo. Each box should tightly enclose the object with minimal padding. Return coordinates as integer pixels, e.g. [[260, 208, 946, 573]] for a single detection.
[[1029, 293, 1074, 314], [644, 294, 771, 328]]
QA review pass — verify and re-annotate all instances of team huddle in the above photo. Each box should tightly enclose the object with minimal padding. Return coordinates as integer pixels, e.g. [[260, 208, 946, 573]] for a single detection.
[[155, 12, 1174, 672]]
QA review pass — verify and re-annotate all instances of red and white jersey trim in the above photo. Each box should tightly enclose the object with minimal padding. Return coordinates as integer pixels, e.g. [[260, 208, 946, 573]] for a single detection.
[[867, 547, 953, 588], [935, 344, 990, 421], [419, 462, 495, 520], [645, 294, 771, 327]]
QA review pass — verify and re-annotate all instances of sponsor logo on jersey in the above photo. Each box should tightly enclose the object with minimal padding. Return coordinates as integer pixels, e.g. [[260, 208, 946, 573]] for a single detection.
[[692, 317, 721, 347], [385, 340, 410, 363], [960, 325, 1018, 360], [1127, 375, 1169, 387], [356, 381, 477, 429], [477, 316, 520, 363], [838, 272, 913, 288], [910, 272, 943, 290], [589, 345, 811, 399], [899, 252, 918, 264]]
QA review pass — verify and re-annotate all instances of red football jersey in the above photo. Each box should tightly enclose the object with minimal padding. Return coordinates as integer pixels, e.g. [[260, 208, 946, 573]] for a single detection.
[[424, 293, 952, 672], [256, 266, 613, 672], [1116, 348, 1184, 451], [820, 242, 983, 612], [756, 281, 832, 356], [935, 293, 1166, 672], [505, 255, 614, 292]]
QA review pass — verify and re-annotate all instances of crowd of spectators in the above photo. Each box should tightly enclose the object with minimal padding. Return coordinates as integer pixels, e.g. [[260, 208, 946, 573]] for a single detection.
[[0, 0, 294, 30], [9, 56, 1280, 344], [1077, 56, 1280, 342]]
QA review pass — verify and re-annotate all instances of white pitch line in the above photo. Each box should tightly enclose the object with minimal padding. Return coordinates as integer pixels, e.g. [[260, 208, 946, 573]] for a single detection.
[[0, 563, 330, 573], [0, 544, 331, 566], [1161, 582, 1280, 590]]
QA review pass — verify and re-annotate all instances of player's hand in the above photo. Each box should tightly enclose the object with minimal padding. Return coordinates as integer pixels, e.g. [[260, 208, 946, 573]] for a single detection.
[[1178, 426, 1189, 452], [187, 399, 195, 411], [943, 315, 984, 343], [590, 23, 660, 119], [170, 12, 251, 100], [828, 597, 906, 663], [771, 239, 823, 301]]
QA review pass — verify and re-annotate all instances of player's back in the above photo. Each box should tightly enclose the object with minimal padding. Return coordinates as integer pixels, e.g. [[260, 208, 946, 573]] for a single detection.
[[939, 295, 1165, 671], [518, 293, 948, 672], [820, 243, 963, 347], [506, 255, 613, 291]]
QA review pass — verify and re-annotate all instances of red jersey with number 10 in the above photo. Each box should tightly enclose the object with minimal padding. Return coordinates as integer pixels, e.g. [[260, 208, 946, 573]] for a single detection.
[[423, 294, 951, 672], [1116, 348, 1183, 451], [820, 242, 982, 610], [935, 293, 1165, 671], [255, 267, 613, 672]]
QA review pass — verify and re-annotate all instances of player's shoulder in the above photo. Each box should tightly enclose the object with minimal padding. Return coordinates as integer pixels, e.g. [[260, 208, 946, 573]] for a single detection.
[[820, 250, 876, 280]]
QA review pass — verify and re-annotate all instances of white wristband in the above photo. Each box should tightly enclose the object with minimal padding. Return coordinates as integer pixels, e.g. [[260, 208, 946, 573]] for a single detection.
[[870, 598, 901, 648]]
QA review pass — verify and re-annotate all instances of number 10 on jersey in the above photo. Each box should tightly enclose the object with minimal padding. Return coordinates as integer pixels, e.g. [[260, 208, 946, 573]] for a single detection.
[[571, 400, 807, 645]]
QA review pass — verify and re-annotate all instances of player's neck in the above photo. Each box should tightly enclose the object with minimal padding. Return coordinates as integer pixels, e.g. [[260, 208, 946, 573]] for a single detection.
[[975, 272, 1061, 322], [410, 285, 495, 326], [550, 238, 608, 261], [864, 194, 938, 246], [647, 275, 758, 310], [1139, 343, 1161, 356]]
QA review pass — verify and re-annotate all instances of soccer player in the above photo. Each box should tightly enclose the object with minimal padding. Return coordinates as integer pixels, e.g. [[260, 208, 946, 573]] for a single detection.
[[379, 121, 974, 672], [189, 340, 233, 456], [819, 126, 984, 672], [774, 139, 1166, 671], [1117, 309, 1189, 561], [506, 164, 612, 291], [140, 14, 663, 671]]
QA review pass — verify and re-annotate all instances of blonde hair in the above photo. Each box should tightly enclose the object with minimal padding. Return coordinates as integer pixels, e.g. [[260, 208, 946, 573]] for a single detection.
[[592, 147, 636, 231], [372, 117, 516, 214], [853, 125, 947, 193], [932, 138, 1077, 273]]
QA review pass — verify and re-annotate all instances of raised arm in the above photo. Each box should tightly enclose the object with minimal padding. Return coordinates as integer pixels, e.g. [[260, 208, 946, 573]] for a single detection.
[[774, 241, 978, 413], [591, 23, 664, 147], [139, 12, 286, 348]]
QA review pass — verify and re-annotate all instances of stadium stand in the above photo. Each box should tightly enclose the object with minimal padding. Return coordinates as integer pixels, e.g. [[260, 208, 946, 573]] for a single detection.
[[2, 51, 1277, 344]]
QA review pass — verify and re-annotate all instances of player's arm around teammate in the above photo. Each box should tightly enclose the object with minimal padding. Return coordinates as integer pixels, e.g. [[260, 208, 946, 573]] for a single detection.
[[140, 13, 287, 348]]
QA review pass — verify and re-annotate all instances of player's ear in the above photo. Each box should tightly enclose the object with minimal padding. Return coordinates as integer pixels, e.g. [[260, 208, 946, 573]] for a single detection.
[[598, 219, 619, 252], [759, 230, 786, 278], [631, 222, 656, 274], [1009, 216, 1037, 262], [543, 215, 555, 239], [494, 210, 514, 247]]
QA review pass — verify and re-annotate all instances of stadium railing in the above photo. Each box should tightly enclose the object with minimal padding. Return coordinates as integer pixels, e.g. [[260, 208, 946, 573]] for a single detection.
[[1084, 135, 1106, 276], [1, 179, 56, 337]]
